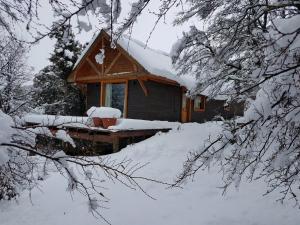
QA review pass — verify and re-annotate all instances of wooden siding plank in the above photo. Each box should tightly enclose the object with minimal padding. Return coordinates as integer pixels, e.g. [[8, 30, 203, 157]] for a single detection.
[[68, 130, 114, 143], [127, 80, 181, 121]]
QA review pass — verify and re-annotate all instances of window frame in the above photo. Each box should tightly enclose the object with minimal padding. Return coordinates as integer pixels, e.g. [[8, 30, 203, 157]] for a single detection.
[[100, 80, 128, 118]]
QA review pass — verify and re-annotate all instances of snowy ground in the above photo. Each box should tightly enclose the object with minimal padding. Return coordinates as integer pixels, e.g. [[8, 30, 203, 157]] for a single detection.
[[1, 122, 299, 225]]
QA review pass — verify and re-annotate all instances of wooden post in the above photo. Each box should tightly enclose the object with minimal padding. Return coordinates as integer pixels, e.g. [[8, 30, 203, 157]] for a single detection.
[[124, 80, 129, 118], [100, 82, 105, 106], [112, 137, 120, 153]]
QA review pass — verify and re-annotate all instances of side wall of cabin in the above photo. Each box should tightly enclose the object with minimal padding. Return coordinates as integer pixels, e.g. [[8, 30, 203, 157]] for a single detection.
[[76, 81, 243, 122], [190, 99, 226, 123], [127, 80, 182, 122], [190, 99, 244, 123]]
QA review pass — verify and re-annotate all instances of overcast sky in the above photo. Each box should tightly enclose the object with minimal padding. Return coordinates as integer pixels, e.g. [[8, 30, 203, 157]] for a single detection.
[[28, 1, 194, 75]]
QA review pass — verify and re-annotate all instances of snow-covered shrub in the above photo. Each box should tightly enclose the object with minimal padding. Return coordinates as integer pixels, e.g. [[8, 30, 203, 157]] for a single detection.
[[167, 1, 300, 205], [0, 36, 32, 116], [0, 110, 37, 200]]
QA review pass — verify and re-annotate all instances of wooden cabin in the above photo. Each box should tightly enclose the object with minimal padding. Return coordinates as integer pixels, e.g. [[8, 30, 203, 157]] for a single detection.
[[67, 30, 241, 123]]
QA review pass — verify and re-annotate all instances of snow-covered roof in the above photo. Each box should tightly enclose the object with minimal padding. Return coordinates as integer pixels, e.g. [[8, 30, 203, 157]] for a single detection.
[[73, 31, 196, 91], [73, 31, 231, 100], [117, 35, 196, 90]]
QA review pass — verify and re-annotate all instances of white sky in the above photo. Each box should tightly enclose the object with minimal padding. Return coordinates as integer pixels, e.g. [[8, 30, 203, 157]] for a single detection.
[[28, 1, 194, 74]]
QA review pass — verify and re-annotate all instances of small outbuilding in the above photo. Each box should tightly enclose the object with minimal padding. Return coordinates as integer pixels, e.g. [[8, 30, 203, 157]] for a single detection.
[[67, 30, 242, 123]]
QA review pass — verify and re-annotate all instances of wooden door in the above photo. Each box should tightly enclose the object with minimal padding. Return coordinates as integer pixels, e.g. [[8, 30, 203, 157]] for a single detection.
[[181, 93, 190, 123]]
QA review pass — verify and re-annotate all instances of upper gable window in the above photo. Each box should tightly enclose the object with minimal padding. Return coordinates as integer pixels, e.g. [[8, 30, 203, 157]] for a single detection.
[[194, 96, 205, 112]]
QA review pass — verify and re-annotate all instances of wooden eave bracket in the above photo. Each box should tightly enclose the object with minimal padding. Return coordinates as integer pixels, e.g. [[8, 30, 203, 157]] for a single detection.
[[104, 52, 122, 75], [137, 78, 148, 96], [86, 57, 102, 77]]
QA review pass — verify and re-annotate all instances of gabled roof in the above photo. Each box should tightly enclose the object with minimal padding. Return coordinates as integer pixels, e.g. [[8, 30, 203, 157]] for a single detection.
[[72, 30, 196, 90]]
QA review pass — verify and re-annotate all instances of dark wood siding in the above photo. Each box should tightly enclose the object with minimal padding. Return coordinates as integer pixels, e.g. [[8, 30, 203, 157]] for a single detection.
[[86, 83, 100, 110], [127, 80, 181, 121], [191, 99, 225, 123], [191, 99, 244, 123]]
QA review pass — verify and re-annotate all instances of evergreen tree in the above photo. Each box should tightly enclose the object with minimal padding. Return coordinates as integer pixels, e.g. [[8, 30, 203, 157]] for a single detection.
[[33, 24, 85, 115]]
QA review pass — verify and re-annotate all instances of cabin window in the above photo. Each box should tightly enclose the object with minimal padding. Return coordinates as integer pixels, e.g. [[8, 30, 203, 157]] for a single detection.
[[104, 83, 126, 116], [194, 96, 205, 112]]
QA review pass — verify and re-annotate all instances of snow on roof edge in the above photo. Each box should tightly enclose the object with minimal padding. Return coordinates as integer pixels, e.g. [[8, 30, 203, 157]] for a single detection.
[[72, 30, 197, 90]]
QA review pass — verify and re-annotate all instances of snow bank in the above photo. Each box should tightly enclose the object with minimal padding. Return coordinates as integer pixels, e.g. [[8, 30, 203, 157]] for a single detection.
[[86, 107, 121, 118], [108, 118, 180, 130], [1, 121, 299, 225]]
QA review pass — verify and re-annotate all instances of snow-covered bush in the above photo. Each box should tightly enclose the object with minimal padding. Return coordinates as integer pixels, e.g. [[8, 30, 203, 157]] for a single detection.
[[0, 35, 32, 116], [0, 110, 37, 200], [167, 0, 300, 205]]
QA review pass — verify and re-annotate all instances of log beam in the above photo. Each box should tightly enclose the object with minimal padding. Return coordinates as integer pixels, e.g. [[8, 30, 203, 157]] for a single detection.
[[137, 79, 148, 96], [104, 52, 122, 75], [86, 57, 102, 77]]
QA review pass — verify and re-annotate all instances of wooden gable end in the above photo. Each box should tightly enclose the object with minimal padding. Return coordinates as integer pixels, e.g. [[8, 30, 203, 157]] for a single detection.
[[70, 31, 146, 83]]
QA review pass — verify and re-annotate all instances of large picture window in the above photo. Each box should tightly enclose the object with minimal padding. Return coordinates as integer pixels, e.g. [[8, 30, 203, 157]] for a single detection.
[[194, 96, 205, 112]]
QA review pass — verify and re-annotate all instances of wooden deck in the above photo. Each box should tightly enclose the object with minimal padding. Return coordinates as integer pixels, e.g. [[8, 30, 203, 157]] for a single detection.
[[65, 126, 171, 152], [25, 121, 171, 154]]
